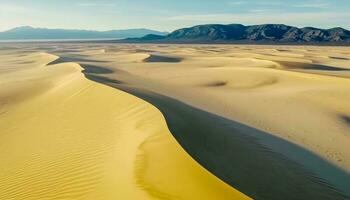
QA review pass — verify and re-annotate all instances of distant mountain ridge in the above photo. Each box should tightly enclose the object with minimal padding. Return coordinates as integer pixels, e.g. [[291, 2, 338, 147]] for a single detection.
[[0, 26, 168, 40], [128, 24, 350, 43]]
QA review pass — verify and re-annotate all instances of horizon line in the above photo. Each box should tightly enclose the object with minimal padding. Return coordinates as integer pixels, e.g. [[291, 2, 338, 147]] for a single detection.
[[2, 23, 349, 33]]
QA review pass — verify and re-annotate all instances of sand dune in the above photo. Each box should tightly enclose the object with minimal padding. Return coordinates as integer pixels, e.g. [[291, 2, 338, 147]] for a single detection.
[[116, 46, 350, 171], [56, 44, 350, 197], [0, 49, 249, 199], [1, 43, 350, 199], [40, 44, 350, 173]]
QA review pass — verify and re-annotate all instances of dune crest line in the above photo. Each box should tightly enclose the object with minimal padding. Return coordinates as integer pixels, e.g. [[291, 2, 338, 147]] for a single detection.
[[84, 70, 350, 200], [2, 43, 350, 200], [0, 49, 249, 200], [49, 43, 350, 200]]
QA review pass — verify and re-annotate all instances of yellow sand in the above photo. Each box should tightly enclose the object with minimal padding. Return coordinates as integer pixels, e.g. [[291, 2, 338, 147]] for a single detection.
[[0, 50, 249, 199], [78, 44, 350, 173], [3, 43, 350, 199]]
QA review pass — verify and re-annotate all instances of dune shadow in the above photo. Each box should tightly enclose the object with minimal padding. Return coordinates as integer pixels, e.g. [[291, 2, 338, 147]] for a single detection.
[[342, 116, 350, 126], [203, 81, 227, 87], [330, 56, 350, 60], [85, 74, 124, 84], [278, 61, 349, 71], [80, 64, 114, 74], [143, 54, 182, 63], [276, 49, 291, 52], [83, 73, 350, 200], [77, 63, 123, 84]]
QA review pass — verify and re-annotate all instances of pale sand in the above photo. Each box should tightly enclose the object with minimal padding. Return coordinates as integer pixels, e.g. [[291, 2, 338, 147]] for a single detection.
[[2, 43, 350, 199], [82, 44, 350, 172], [33, 43, 350, 198], [0, 48, 249, 199]]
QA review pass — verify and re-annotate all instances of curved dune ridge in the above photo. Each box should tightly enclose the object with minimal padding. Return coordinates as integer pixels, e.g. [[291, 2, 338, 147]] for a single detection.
[[2, 44, 350, 199], [64, 44, 350, 197], [0, 50, 250, 199]]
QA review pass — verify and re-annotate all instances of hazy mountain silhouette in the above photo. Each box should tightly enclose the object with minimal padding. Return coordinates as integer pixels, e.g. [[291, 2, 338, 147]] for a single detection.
[[0, 26, 168, 40]]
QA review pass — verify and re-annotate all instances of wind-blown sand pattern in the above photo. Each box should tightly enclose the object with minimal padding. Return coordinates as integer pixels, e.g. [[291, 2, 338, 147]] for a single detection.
[[1, 43, 350, 199], [0, 48, 248, 199]]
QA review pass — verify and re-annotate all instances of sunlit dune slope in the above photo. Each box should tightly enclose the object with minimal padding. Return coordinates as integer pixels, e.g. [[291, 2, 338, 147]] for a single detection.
[[0, 52, 249, 200], [91, 45, 350, 174]]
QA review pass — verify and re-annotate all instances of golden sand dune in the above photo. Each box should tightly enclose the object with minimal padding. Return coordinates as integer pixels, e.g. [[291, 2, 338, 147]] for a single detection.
[[61, 44, 350, 197], [0, 50, 249, 199], [86, 45, 350, 165], [2, 44, 350, 199]]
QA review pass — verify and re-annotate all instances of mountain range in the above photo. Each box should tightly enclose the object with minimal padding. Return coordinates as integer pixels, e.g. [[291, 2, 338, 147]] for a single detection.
[[0, 26, 168, 40], [2, 24, 349, 43], [127, 24, 350, 44]]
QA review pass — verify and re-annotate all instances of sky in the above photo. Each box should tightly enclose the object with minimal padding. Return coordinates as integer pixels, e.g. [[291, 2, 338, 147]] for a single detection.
[[0, 0, 349, 32]]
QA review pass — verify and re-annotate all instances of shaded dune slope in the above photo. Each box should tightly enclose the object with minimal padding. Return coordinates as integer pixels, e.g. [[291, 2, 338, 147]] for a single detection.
[[143, 54, 183, 63], [342, 115, 350, 126], [278, 61, 350, 71], [83, 65, 350, 200], [0, 53, 250, 200], [3, 45, 350, 200]]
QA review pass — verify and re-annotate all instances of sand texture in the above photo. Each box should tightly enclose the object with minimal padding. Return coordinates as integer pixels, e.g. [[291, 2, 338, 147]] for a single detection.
[[0, 46, 249, 199], [1, 43, 350, 199]]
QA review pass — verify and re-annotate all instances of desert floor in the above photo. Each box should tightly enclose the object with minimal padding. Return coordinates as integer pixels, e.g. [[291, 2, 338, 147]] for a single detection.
[[0, 43, 350, 200]]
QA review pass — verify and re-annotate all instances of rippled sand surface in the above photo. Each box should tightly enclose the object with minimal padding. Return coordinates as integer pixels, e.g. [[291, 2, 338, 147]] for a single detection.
[[1, 43, 350, 199], [0, 46, 248, 200]]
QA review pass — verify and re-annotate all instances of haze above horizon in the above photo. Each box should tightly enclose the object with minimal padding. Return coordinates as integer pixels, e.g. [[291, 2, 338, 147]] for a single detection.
[[0, 0, 349, 32]]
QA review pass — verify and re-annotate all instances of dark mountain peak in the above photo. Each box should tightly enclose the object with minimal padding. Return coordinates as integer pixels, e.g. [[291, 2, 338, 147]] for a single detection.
[[251, 24, 292, 28], [327, 27, 350, 34], [135, 23, 350, 44], [167, 23, 247, 40], [141, 34, 166, 40], [328, 27, 347, 31], [227, 23, 245, 27], [300, 27, 323, 32], [245, 24, 294, 41]]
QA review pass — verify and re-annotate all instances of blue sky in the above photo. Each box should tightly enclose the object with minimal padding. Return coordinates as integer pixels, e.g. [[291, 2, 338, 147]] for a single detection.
[[0, 0, 349, 31]]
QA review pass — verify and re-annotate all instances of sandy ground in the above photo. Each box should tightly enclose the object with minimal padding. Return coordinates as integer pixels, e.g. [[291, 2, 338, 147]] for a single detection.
[[0, 47, 249, 199], [79, 44, 350, 172], [1, 43, 350, 199]]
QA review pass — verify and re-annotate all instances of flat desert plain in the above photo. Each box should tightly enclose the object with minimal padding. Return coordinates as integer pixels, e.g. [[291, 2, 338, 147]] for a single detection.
[[0, 43, 350, 200]]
